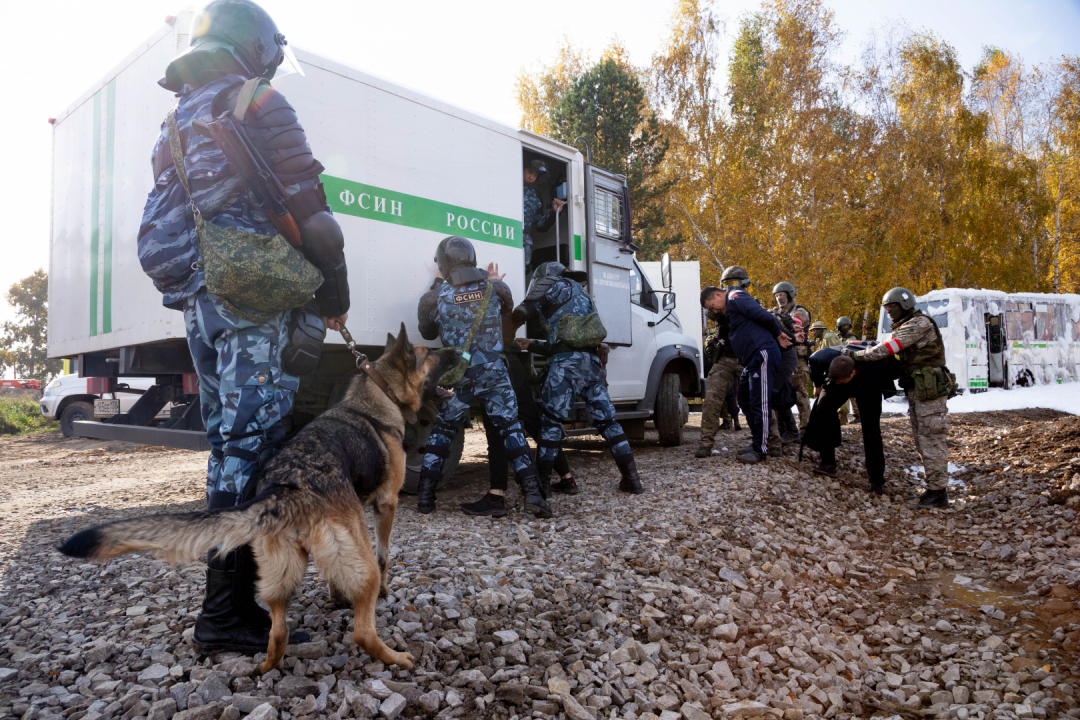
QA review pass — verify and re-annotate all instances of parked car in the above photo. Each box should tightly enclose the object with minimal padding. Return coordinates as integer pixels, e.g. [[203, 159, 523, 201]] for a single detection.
[[40, 375, 170, 437]]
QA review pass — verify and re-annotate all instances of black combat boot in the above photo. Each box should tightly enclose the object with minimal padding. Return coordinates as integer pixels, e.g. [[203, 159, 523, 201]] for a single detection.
[[461, 493, 507, 517], [534, 458, 554, 500], [516, 467, 553, 518], [916, 488, 949, 508], [812, 463, 838, 478], [868, 480, 885, 496], [733, 415, 741, 431], [737, 448, 766, 464], [193, 493, 309, 653], [552, 475, 580, 494], [417, 468, 440, 514], [719, 419, 733, 431], [694, 446, 712, 459], [614, 453, 644, 494]]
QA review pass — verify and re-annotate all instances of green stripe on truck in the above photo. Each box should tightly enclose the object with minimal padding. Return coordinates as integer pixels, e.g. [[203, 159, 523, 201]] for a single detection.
[[321, 175, 523, 249]]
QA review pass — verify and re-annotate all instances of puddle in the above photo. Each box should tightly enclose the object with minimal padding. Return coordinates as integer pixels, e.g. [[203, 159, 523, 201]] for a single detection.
[[934, 572, 1021, 617]]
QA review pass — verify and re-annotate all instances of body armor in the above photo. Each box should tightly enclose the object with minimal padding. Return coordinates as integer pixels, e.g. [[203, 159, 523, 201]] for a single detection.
[[894, 311, 946, 379]]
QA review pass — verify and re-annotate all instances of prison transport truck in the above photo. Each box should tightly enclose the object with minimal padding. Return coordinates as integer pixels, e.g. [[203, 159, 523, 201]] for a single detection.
[[48, 12, 704, 482], [876, 289, 1080, 393]]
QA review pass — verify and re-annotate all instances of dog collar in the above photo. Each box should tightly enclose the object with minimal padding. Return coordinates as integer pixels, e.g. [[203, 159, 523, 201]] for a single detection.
[[339, 326, 419, 426]]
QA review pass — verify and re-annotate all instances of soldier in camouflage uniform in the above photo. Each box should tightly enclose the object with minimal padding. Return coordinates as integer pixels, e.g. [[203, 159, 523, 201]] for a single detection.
[[513, 263, 644, 494], [850, 287, 951, 508], [835, 317, 861, 425], [809, 321, 841, 353], [138, 0, 350, 653], [523, 160, 563, 266], [417, 236, 550, 518], [772, 282, 812, 431], [696, 290, 743, 458]]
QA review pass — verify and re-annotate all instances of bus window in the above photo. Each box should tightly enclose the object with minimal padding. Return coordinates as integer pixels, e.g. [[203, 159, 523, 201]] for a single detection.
[[1036, 303, 1058, 341]]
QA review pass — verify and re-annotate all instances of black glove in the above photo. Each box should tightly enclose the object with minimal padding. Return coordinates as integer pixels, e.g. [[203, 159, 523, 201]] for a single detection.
[[840, 346, 860, 360]]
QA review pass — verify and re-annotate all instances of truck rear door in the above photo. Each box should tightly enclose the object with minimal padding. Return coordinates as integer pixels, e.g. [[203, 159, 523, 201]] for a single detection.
[[585, 166, 633, 346]]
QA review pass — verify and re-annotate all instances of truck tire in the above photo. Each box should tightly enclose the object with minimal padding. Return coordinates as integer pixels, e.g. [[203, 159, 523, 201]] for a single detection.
[[654, 372, 684, 447], [60, 402, 95, 438], [401, 430, 465, 495]]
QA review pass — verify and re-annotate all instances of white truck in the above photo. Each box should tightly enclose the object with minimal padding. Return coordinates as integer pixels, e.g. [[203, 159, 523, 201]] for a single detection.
[[48, 12, 704, 477], [876, 288, 1080, 392]]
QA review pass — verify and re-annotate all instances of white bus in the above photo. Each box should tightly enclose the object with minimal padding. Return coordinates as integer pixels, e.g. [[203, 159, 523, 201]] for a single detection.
[[877, 289, 1080, 392]]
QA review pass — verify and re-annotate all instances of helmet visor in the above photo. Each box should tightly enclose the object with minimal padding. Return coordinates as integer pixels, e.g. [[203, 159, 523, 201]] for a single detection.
[[272, 42, 305, 80]]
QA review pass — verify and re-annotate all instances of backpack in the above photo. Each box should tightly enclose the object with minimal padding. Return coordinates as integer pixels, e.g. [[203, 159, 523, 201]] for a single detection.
[[545, 280, 607, 349]]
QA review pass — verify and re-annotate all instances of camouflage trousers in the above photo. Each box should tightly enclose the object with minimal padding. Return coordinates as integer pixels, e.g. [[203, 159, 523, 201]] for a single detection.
[[422, 359, 533, 483], [906, 390, 950, 491], [183, 290, 299, 499], [699, 356, 742, 451], [792, 359, 811, 430], [839, 397, 860, 425], [539, 351, 631, 464]]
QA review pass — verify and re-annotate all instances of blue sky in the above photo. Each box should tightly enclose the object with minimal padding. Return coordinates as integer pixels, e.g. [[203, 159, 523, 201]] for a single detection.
[[0, 0, 1077, 339]]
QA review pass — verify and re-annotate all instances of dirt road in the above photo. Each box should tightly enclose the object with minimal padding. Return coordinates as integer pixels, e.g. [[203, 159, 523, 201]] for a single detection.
[[1, 412, 1079, 720]]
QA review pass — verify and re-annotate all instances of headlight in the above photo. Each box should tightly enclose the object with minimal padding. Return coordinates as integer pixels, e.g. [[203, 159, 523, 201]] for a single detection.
[[47, 380, 62, 390]]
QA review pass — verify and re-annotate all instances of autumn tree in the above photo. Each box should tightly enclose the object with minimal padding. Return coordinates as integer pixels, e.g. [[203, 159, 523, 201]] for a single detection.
[[0, 270, 62, 383]]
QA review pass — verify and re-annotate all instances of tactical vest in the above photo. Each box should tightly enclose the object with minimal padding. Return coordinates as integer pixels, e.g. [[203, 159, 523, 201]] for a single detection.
[[774, 303, 812, 357], [435, 279, 504, 366], [894, 310, 946, 379], [542, 278, 606, 352]]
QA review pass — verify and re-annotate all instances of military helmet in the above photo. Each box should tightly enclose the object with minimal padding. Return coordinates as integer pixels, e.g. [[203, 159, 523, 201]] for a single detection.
[[836, 316, 852, 331], [882, 287, 917, 312], [772, 281, 796, 300], [163, 0, 297, 91], [435, 236, 476, 277], [809, 321, 826, 331], [720, 265, 750, 288], [531, 261, 566, 284]]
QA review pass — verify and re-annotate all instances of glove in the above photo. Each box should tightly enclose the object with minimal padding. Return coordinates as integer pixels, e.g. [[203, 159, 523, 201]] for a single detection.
[[840, 346, 860, 360]]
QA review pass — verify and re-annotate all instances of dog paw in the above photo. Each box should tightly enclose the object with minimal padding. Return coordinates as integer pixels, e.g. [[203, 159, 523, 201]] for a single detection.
[[379, 582, 389, 599], [391, 652, 415, 670], [257, 659, 278, 674]]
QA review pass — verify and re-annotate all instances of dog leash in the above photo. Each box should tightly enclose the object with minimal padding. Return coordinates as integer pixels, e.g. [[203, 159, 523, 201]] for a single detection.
[[339, 325, 418, 425]]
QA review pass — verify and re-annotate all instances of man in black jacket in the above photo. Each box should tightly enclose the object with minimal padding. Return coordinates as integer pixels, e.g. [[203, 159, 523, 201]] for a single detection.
[[803, 349, 898, 494]]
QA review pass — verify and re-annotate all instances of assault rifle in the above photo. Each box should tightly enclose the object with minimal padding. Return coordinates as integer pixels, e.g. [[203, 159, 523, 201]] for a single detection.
[[191, 116, 303, 249]]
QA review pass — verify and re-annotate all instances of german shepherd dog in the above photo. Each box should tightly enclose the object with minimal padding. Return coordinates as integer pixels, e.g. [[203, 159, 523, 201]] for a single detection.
[[59, 324, 457, 674]]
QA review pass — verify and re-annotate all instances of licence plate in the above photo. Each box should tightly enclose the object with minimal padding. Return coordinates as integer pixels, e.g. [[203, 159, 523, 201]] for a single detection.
[[94, 399, 120, 416]]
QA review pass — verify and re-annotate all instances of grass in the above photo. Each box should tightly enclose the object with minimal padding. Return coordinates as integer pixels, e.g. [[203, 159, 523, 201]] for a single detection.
[[0, 395, 57, 436]]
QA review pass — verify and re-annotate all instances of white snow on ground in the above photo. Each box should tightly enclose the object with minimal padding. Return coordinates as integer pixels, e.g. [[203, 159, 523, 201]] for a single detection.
[[882, 381, 1080, 415], [904, 462, 969, 487]]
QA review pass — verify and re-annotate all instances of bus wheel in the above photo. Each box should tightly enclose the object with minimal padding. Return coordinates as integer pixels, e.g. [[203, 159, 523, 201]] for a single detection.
[[655, 372, 684, 447]]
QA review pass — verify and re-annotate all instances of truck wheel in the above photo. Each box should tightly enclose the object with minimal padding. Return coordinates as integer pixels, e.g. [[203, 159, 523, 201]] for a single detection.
[[401, 430, 465, 495], [60, 402, 95, 438], [655, 372, 684, 447]]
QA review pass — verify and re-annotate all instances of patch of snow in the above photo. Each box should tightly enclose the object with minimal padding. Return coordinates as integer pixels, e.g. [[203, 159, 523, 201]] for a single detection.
[[904, 462, 968, 488], [883, 382, 1080, 416]]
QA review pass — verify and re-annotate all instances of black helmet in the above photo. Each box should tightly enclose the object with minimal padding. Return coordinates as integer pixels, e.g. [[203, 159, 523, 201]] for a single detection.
[[435, 236, 476, 278], [162, 0, 295, 91], [772, 281, 796, 300], [836, 316, 852, 332], [720, 265, 750, 288], [882, 287, 916, 312]]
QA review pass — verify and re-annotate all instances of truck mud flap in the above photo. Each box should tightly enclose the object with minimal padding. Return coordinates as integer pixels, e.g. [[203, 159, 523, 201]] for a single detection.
[[72, 421, 210, 451]]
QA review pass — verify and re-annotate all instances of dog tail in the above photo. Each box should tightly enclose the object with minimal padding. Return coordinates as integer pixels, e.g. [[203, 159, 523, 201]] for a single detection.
[[58, 488, 293, 564]]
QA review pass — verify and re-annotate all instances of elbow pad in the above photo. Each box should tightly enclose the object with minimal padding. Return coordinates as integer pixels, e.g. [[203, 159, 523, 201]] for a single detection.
[[298, 211, 344, 267]]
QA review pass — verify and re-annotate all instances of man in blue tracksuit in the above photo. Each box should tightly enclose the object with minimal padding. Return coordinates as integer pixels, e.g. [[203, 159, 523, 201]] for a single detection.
[[702, 266, 793, 463]]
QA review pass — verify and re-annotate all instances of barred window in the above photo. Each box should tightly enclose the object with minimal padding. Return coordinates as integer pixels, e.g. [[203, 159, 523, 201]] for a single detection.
[[594, 188, 623, 239]]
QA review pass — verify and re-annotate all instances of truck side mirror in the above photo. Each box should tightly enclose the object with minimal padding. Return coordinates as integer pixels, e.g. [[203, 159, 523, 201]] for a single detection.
[[661, 253, 672, 290], [663, 292, 676, 311]]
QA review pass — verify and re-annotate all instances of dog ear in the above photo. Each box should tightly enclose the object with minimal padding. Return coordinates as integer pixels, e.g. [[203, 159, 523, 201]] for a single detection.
[[384, 333, 396, 357], [394, 323, 415, 369]]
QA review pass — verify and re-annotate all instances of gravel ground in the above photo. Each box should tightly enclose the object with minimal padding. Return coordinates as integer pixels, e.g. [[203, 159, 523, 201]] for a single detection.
[[2, 410, 1080, 720]]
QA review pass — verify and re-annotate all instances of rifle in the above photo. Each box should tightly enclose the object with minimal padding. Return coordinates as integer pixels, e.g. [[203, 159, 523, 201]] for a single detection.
[[191, 116, 303, 249]]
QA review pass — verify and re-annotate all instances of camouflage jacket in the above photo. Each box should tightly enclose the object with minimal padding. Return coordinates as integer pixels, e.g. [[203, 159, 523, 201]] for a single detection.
[[857, 311, 943, 375], [515, 276, 596, 352], [138, 74, 323, 309], [774, 300, 812, 358], [418, 276, 513, 367], [812, 330, 842, 353], [523, 185, 555, 240]]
